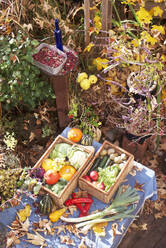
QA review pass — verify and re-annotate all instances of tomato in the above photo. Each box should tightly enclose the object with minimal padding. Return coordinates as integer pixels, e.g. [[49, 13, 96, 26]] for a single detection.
[[59, 165, 76, 181], [83, 175, 91, 182], [90, 171, 99, 181], [41, 158, 54, 172], [44, 169, 60, 185]]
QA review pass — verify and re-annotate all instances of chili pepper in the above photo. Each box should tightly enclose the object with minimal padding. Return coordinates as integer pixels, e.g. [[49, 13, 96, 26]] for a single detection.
[[72, 193, 89, 216], [79, 194, 93, 217], [72, 193, 84, 213], [64, 197, 93, 207]]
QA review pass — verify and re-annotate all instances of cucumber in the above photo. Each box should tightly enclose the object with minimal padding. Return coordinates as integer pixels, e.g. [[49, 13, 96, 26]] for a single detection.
[[90, 157, 101, 171], [103, 157, 111, 168], [98, 155, 109, 168]]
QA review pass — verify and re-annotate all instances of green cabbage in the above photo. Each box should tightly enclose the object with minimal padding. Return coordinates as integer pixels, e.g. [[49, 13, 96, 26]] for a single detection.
[[49, 143, 71, 159]]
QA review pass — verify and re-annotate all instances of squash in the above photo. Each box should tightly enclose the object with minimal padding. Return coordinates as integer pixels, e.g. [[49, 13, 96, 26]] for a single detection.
[[39, 194, 54, 215], [67, 128, 83, 143], [81, 134, 93, 146], [59, 165, 76, 181]]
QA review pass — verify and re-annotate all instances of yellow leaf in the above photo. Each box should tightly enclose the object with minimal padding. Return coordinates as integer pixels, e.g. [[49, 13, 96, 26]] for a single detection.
[[92, 222, 108, 237], [84, 42, 94, 52], [17, 204, 31, 222]]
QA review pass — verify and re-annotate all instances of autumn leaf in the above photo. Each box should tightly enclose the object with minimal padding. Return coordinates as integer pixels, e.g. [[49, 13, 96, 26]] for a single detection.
[[60, 235, 75, 246], [92, 222, 108, 237], [112, 223, 122, 242], [25, 232, 47, 246], [134, 181, 145, 192], [55, 225, 66, 235], [78, 238, 87, 248], [17, 204, 31, 222]]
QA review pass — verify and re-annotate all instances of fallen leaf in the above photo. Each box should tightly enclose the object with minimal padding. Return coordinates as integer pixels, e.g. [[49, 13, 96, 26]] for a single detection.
[[29, 132, 35, 142], [140, 223, 148, 231], [92, 222, 108, 237], [134, 181, 145, 192], [112, 223, 122, 242], [120, 224, 125, 233], [68, 205, 78, 215], [60, 235, 75, 246], [6, 231, 20, 248], [78, 238, 87, 248], [55, 225, 66, 235], [65, 224, 81, 238], [25, 232, 47, 246], [17, 204, 31, 222]]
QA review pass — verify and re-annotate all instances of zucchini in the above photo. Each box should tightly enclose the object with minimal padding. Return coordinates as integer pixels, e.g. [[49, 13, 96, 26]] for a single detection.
[[103, 157, 111, 168], [98, 155, 109, 168], [90, 157, 101, 171]]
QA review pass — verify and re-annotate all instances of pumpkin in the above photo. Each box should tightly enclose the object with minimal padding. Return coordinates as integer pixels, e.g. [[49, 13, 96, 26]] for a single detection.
[[81, 134, 93, 146], [59, 165, 76, 181], [39, 194, 54, 215], [67, 128, 83, 143]]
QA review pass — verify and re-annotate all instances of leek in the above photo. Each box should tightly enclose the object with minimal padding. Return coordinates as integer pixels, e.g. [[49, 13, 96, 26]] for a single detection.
[[76, 206, 137, 231], [61, 186, 139, 224]]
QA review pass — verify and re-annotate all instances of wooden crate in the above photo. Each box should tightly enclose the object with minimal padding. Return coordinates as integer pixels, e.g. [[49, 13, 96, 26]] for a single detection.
[[78, 140, 134, 204], [33, 135, 94, 207]]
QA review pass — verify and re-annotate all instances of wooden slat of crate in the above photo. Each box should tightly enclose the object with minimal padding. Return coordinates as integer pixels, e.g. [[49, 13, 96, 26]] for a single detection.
[[79, 140, 134, 204], [33, 135, 94, 207]]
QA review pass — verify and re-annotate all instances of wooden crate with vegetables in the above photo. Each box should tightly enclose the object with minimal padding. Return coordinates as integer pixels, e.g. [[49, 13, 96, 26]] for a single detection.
[[78, 140, 134, 204], [32, 135, 94, 207]]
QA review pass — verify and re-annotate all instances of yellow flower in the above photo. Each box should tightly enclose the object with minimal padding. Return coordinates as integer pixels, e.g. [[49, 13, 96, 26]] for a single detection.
[[121, 0, 137, 5], [77, 72, 88, 83], [93, 57, 103, 70], [149, 6, 163, 17], [131, 38, 141, 47], [89, 75, 98, 84], [141, 31, 157, 45], [161, 55, 166, 62], [84, 42, 94, 52], [102, 59, 109, 69], [94, 16, 101, 23], [80, 79, 91, 90], [93, 57, 109, 71], [151, 25, 165, 35], [93, 15, 102, 34], [136, 7, 152, 24]]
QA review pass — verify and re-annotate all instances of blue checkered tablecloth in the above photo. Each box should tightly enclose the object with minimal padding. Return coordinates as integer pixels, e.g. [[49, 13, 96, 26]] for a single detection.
[[0, 127, 157, 248]]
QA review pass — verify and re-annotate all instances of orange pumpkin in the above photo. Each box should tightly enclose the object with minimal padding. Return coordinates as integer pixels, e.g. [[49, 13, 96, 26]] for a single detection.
[[67, 128, 83, 143], [59, 165, 76, 181]]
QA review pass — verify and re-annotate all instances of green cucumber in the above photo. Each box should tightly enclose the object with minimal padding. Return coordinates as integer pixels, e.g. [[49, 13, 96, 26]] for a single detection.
[[103, 157, 111, 169], [98, 155, 109, 168], [90, 157, 101, 171]]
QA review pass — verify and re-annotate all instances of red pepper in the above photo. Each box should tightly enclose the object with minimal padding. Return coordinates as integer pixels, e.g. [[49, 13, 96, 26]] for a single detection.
[[65, 193, 93, 217], [64, 197, 93, 207], [79, 194, 92, 217]]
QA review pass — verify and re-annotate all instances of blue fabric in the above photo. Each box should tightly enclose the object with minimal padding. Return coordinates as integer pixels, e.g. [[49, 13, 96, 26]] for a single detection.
[[0, 127, 157, 248]]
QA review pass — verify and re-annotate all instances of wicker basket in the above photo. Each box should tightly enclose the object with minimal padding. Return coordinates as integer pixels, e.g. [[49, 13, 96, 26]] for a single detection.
[[78, 140, 134, 204], [33, 135, 94, 207]]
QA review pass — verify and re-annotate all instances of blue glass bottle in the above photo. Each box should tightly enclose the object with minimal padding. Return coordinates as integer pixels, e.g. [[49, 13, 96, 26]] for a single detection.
[[54, 19, 63, 51]]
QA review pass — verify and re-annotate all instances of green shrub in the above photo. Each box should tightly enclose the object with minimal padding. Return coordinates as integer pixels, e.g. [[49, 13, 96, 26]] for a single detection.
[[0, 31, 55, 112]]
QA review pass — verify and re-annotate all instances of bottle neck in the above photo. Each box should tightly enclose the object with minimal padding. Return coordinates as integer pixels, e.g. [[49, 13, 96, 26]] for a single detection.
[[55, 19, 59, 30]]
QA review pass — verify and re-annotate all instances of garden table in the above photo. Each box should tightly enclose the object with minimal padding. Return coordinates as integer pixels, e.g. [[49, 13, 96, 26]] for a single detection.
[[0, 127, 157, 248]]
